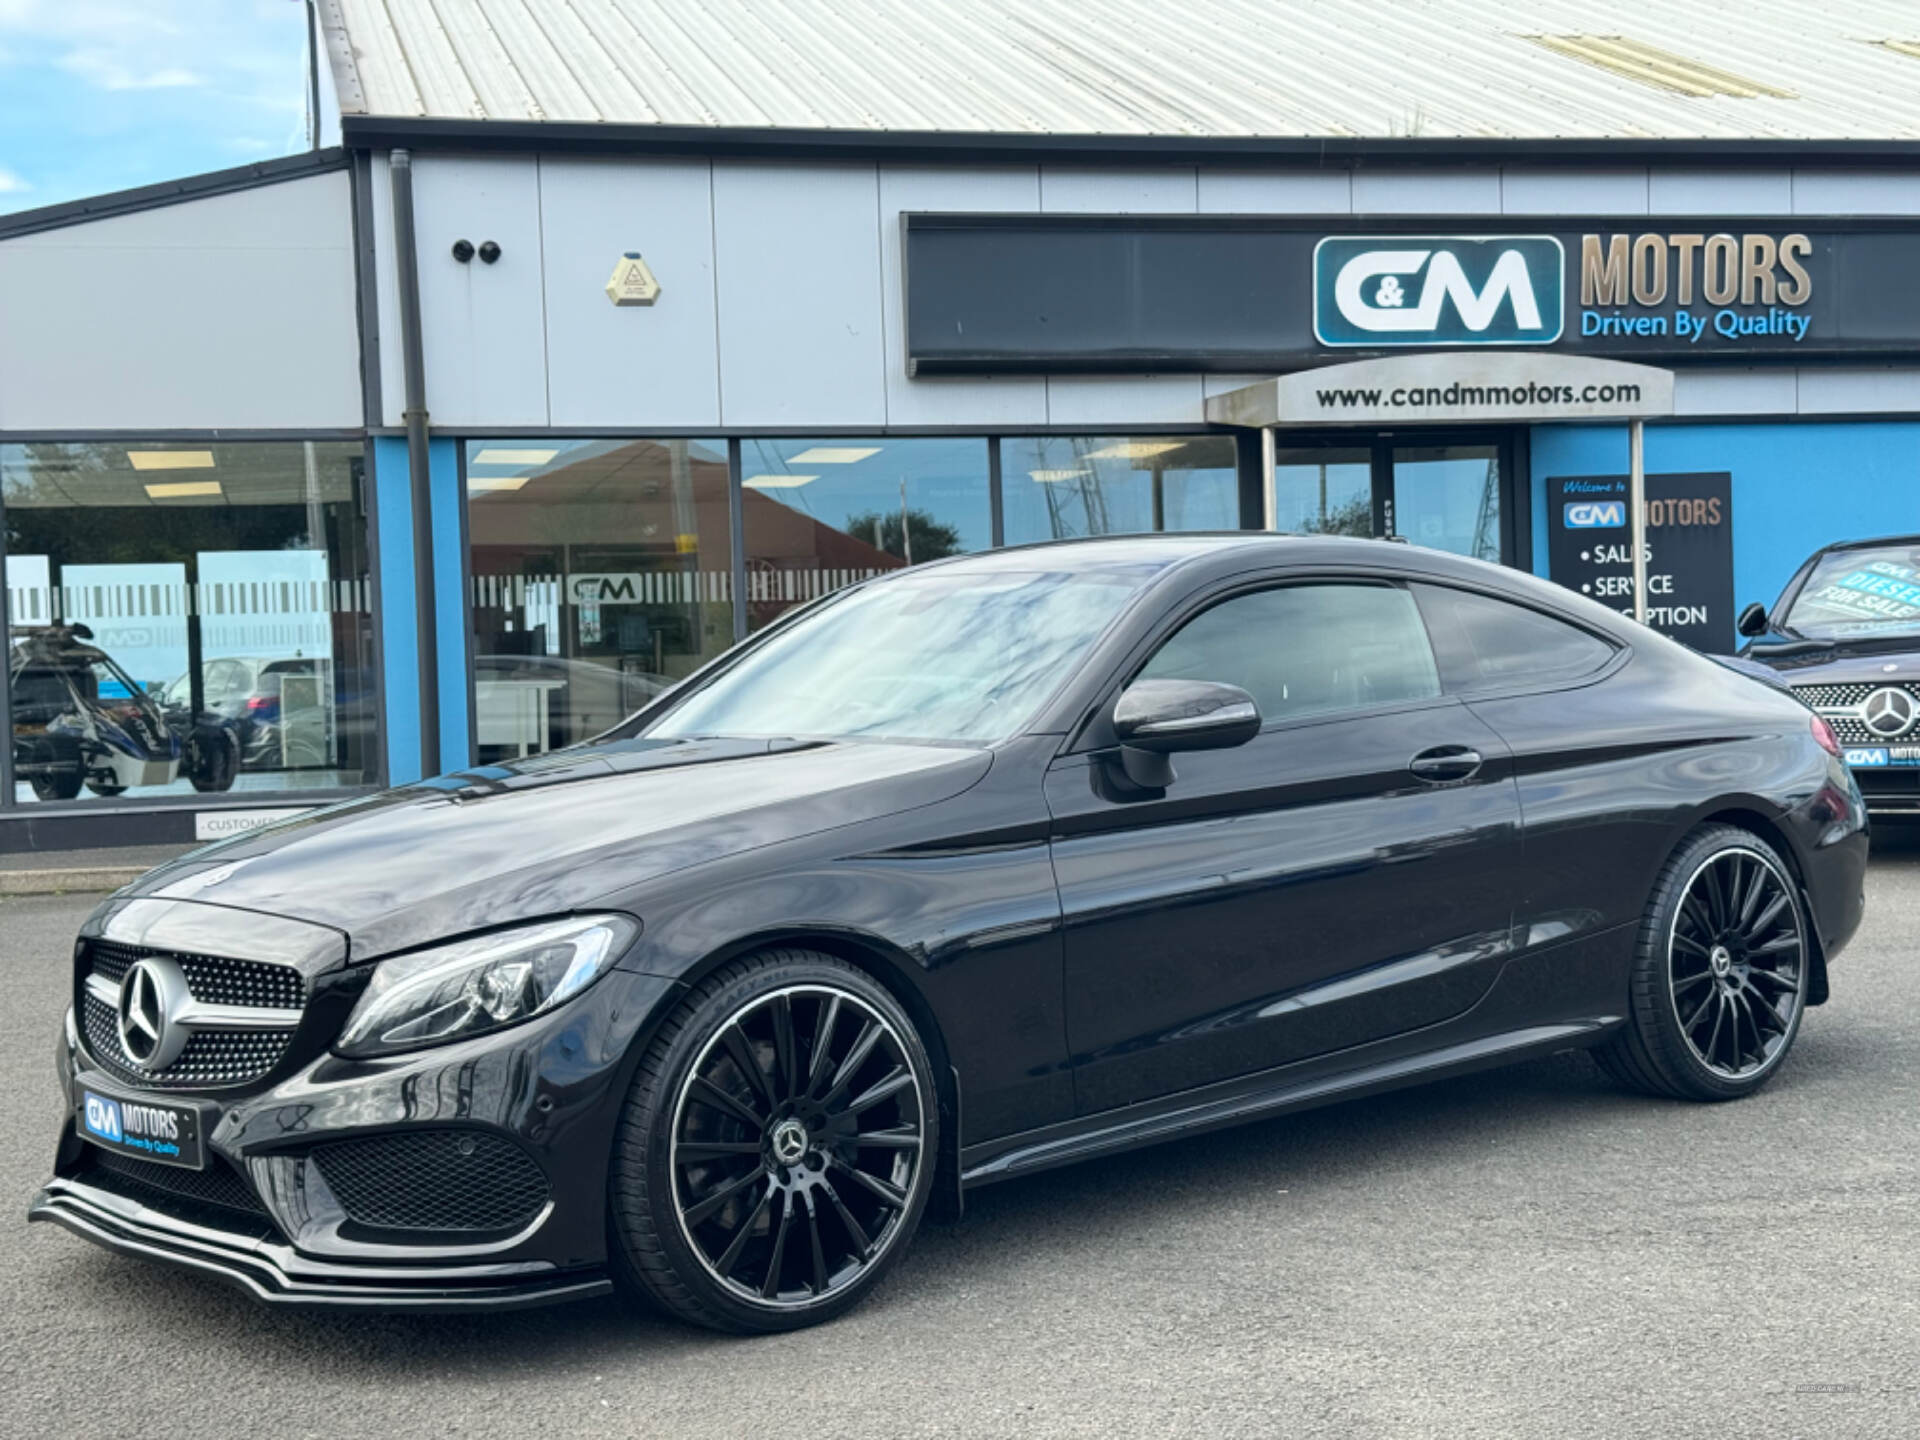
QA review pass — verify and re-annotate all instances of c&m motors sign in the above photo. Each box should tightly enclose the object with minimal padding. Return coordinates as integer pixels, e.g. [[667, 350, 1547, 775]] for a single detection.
[[1314, 237, 1565, 347], [902, 214, 1920, 374]]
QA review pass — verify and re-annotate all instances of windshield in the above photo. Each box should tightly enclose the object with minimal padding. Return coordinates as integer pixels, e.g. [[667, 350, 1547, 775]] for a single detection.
[[1785, 546, 1920, 638], [645, 565, 1153, 745]]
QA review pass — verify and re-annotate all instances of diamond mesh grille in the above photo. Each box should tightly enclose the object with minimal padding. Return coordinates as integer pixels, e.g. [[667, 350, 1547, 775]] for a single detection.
[[81, 991, 294, 1090], [88, 940, 303, 1010], [1791, 682, 1877, 709], [79, 940, 303, 1090], [311, 1131, 550, 1234]]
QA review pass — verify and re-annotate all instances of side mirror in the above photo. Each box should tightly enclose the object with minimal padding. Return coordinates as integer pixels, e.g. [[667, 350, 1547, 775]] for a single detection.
[[1109, 679, 1261, 790], [1736, 602, 1769, 638]]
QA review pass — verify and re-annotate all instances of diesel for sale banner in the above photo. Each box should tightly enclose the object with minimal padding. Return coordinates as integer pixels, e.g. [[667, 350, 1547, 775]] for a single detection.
[[1546, 471, 1734, 654]]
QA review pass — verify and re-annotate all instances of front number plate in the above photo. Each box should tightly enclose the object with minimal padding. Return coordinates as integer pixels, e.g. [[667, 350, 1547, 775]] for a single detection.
[[74, 1083, 205, 1170]]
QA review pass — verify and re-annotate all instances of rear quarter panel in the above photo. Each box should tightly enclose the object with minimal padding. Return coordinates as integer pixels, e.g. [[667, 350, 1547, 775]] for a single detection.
[[1467, 638, 1846, 958]]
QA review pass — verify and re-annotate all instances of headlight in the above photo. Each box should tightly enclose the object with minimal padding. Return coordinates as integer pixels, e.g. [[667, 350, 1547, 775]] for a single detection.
[[336, 914, 639, 1059]]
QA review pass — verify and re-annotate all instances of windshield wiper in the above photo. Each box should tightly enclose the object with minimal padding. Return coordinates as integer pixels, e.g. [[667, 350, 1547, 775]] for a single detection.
[[1748, 637, 1834, 657]]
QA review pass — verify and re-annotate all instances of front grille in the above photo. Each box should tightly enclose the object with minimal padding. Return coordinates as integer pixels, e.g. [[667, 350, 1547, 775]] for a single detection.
[[311, 1131, 550, 1234], [80, 940, 303, 1090], [87, 1147, 267, 1217], [1792, 682, 1920, 745], [88, 940, 304, 1010], [1792, 682, 1877, 709]]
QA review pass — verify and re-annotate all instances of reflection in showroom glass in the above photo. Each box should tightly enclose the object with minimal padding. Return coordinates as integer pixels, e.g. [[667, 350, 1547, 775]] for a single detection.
[[465, 439, 734, 763], [1002, 436, 1238, 545], [738, 436, 990, 633], [3, 441, 376, 804]]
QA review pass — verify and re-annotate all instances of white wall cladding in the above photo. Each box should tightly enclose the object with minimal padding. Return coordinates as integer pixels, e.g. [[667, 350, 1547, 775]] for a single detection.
[[413, 154, 550, 427], [376, 154, 1920, 432], [0, 171, 361, 431], [1649, 169, 1794, 215], [542, 157, 720, 429], [711, 161, 888, 428]]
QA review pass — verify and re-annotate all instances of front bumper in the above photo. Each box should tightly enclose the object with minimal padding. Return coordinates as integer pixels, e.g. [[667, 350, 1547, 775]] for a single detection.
[[35, 938, 682, 1311], [28, 1178, 610, 1312]]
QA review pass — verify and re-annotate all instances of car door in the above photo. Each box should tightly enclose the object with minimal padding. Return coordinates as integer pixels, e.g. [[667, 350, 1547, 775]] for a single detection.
[[1046, 575, 1524, 1115]]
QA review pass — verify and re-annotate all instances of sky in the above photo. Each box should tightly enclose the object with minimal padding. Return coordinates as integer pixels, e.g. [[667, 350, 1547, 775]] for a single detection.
[[0, 0, 334, 217]]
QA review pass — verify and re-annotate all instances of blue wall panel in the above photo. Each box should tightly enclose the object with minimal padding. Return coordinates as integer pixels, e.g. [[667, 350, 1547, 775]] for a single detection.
[[372, 435, 420, 785], [373, 435, 470, 786], [430, 436, 471, 773], [1531, 421, 1920, 644]]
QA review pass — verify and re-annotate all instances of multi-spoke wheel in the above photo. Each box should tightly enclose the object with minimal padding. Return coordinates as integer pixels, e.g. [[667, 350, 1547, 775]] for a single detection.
[[1595, 825, 1810, 1101], [609, 949, 938, 1332]]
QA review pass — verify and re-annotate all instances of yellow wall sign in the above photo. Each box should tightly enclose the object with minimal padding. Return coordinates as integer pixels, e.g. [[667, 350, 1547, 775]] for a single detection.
[[606, 253, 661, 307]]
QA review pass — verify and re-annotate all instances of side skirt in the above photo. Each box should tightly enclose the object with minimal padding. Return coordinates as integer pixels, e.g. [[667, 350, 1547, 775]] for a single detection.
[[959, 1020, 1608, 1188]]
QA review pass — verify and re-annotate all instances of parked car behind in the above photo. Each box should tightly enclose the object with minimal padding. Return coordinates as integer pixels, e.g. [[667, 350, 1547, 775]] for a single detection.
[[1737, 534, 1920, 814]]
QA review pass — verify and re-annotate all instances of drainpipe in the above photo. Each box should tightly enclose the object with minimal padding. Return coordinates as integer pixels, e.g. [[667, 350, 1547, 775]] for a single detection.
[[304, 1, 321, 150], [389, 148, 441, 777]]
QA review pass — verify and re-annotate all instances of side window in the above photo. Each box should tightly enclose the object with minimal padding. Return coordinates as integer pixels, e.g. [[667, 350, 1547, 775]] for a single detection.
[[1138, 583, 1441, 724], [1413, 584, 1615, 693]]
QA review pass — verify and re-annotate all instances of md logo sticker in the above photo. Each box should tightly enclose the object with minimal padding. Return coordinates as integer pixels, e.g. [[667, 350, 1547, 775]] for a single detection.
[[1315, 236, 1564, 347], [1564, 500, 1626, 529]]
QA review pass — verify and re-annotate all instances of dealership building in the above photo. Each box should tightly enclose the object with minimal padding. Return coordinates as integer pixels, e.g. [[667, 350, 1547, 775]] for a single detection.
[[6, 0, 1920, 851]]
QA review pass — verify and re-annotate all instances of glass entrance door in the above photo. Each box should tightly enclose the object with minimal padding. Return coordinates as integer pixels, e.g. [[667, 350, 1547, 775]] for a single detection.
[[1267, 433, 1519, 568], [1388, 443, 1502, 563]]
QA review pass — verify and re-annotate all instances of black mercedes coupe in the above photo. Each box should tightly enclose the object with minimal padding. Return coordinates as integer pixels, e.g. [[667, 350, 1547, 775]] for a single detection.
[[32, 534, 1868, 1333], [1735, 534, 1920, 815]]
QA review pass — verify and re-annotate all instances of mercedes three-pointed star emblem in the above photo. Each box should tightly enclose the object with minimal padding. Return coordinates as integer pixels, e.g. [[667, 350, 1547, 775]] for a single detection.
[[1862, 686, 1917, 739], [116, 957, 191, 1070]]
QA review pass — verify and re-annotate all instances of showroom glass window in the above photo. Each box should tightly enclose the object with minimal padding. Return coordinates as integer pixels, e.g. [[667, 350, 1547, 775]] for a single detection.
[[2, 441, 376, 804], [1273, 446, 1371, 538], [739, 437, 990, 633], [1002, 436, 1238, 546], [465, 439, 732, 761]]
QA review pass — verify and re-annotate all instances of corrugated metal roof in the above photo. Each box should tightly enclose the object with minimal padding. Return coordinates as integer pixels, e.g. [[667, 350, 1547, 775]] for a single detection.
[[320, 0, 1920, 140]]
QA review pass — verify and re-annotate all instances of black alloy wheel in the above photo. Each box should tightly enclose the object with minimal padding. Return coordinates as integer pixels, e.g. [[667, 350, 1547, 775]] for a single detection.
[[1665, 846, 1805, 1079], [1595, 824, 1809, 1101], [610, 950, 938, 1332]]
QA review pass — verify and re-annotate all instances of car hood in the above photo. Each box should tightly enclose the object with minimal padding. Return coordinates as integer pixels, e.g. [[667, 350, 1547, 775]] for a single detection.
[[121, 736, 991, 959], [1740, 641, 1920, 687]]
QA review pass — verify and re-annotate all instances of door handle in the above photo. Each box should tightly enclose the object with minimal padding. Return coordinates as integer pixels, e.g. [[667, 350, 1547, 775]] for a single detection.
[[1409, 745, 1483, 784]]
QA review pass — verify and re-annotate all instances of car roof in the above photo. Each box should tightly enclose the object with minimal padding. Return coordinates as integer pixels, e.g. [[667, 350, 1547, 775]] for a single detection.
[[1806, 534, 1920, 557], [904, 531, 1647, 646], [916, 531, 1426, 576]]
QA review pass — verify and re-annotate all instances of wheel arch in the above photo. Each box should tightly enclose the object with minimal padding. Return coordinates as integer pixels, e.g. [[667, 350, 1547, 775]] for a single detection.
[[1695, 804, 1830, 1007]]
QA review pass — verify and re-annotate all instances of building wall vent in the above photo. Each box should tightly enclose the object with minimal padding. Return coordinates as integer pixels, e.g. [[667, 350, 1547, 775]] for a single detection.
[[1522, 35, 1797, 98]]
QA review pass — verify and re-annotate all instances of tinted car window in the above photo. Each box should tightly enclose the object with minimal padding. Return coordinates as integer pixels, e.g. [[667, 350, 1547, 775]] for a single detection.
[[1414, 584, 1614, 693], [1138, 583, 1441, 723]]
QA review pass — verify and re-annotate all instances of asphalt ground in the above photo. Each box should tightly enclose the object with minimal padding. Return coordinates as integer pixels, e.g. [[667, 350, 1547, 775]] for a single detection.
[[2, 843, 1916, 1440]]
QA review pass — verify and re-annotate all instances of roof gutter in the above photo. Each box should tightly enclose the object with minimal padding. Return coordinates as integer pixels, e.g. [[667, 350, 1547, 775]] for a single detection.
[[387, 147, 440, 779], [341, 114, 1920, 169]]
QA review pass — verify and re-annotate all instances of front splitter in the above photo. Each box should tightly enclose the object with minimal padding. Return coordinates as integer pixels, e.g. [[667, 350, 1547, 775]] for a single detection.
[[29, 1178, 612, 1313]]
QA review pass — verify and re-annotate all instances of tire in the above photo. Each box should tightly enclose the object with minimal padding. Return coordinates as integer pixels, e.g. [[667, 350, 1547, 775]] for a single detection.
[[608, 949, 939, 1333], [1594, 824, 1811, 1101], [188, 731, 238, 793], [83, 779, 125, 798], [29, 771, 83, 802]]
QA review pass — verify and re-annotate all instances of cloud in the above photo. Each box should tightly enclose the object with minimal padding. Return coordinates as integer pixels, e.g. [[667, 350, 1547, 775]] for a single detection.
[[58, 49, 199, 90], [0, 167, 29, 193]]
